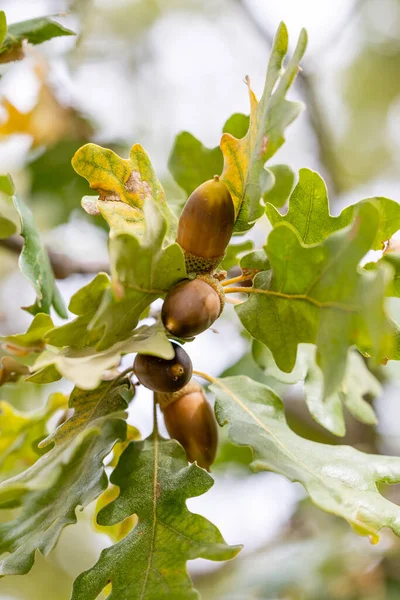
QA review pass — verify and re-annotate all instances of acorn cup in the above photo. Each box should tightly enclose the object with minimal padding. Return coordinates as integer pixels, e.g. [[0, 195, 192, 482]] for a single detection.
[[134, 342, 192, 393], [157, 380, 219, 471], [177, 175, 235, 274], [161, 275, 224, 338]]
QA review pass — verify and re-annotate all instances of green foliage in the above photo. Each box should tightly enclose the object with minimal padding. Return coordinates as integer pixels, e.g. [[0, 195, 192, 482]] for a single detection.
[[168, 132, 224, 196], [0, 13, 75, 63], [236, 203, 393, 398], [3, 17, 400, 600], [263, 164, 295, 208], [211, 375, 400, 542], [72, 435, 241, 600], [0, 380, 132, 575], [266, 168, 400, 248]]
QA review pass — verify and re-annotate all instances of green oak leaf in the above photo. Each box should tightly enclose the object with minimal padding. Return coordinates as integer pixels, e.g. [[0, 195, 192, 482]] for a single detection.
[[0, 392, 67, 480], [44, 272, 110, 350], [0, 14, 75, 63], [253, 343, 380, 436], [263, 164, 295, 208], [221, 23, 307, 232], [71, 435, 241, 600], [91, 198, 186, 350], [266, 168, 400, 248], [168, 114, 249, 198], [235, 203, 393, 398], [168, 132, 223, 196], [221, 240, 254, 272], [1, 313, 54, 353], [0, 380, 132, 575], [31, 324, 174, 390], [0, 175, 67, 318], [211, 375, 400, 542]]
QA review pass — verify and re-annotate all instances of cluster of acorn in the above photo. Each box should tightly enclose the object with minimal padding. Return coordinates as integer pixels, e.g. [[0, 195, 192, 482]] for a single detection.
[[133, 176, 235, 470]]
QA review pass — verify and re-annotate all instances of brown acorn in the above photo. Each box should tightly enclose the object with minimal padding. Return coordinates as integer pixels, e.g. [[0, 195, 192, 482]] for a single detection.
[[157, 380, 218, 471], [134, 342, 192, 393], [177, 175, 235, 273], [162, 276, 224, 338]]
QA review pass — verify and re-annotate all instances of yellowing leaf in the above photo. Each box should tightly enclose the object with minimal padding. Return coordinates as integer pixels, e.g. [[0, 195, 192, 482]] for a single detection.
[[0, 393, 67, 479], [72, 143, 166, 233], [220, 23, 307, 232], [0, 68, 90, 147]]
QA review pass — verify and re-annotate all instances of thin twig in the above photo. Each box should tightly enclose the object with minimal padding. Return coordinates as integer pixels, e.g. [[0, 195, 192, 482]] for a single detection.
[[0, 235, 109, 279]]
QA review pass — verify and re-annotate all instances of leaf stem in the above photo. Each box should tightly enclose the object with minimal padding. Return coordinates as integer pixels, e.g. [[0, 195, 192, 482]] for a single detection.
[[222, 274, 253, 286]]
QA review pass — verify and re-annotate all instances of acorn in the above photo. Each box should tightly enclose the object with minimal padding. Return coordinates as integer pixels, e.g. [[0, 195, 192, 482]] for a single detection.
[[157, 380, 218, 471], [134, 342, 192, 393], [161, 275, 224, 338], [177, 175, 235, 273]]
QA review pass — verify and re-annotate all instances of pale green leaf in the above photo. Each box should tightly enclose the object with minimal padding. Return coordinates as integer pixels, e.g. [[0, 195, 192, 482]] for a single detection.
[[32, 324, 174, 389], [211, 375, 400, 542], [254, 343, 380, 436], [71, 435, 241, 600]]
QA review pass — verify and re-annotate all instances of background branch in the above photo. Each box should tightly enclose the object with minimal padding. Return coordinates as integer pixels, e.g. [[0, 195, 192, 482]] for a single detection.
[[0, 235, 109, 279]]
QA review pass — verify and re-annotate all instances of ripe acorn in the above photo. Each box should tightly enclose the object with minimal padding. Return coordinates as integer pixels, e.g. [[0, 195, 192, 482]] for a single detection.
[[161, 275, 224, 338], [134, 342, 192, 393], [157, 380, 218, 471], [177, 175, 235, 273]]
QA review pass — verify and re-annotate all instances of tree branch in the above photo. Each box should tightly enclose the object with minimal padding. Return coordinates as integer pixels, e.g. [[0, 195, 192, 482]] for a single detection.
[[0, 235, 109, 279]]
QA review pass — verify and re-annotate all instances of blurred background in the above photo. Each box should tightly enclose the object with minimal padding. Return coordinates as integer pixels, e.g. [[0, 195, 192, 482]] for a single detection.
[[1, 0, 400, 598]]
